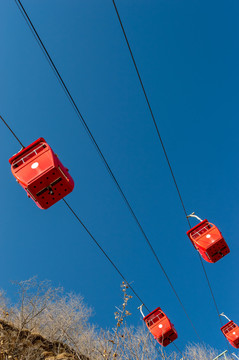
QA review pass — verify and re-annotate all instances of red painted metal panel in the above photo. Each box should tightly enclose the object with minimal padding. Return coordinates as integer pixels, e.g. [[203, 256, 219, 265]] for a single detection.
[[187, 219, 230, 263], [9, 138, 74, 209], [143, 307, 178, 347], [221, 321, 239, 348]]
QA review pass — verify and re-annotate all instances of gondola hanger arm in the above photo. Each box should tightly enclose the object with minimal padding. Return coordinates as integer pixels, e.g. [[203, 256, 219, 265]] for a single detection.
[[138, 304, 145, 318], [187, 212, 203, 222], [220, 313, 231, 322]]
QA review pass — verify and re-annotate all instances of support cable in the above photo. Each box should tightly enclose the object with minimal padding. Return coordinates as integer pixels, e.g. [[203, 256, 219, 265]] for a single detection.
[[65, 199, 189, 357], [0, 115, 25, 148], [0, 114, 147, 310], [111, 0, 223, 326], [148, 337, 165, 360], [149, 336, 186, 360], [198, 255, 222, 325], [173, 343, 186, 359], [111, 0, 190, 227], [14, 0, 201, 342], [1, 113, 188, 358], [63, 199, 149, 312]]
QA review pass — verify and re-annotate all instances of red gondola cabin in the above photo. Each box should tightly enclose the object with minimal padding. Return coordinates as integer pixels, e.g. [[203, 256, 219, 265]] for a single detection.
[[186, 219, 230, 263], [143, 307, 178, 347], [221, 321, 239, 349], [9, 137, 74, 209]]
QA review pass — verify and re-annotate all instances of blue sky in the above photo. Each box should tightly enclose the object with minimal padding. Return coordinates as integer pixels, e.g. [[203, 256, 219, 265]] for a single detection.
[[0, 0, 238, 356]]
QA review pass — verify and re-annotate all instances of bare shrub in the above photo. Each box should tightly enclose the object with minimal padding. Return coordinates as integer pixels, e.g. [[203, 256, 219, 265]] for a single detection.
[[1, 278, 94, 359], [0, 279, 226, 360], [97, 282, 167, 360], [183, 343, 219, 359]]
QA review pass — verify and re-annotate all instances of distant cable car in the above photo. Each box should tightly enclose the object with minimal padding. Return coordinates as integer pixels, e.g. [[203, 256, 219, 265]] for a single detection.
[[220, 313, 239, 349], [139, 305, 178, 347], [186, 213, 230, 263], [9, 137, 74, 209]]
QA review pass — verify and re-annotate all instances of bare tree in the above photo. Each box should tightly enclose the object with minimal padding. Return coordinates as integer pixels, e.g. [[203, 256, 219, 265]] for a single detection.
[[0, 278, 93, 359], [0, 279, 224, 360]]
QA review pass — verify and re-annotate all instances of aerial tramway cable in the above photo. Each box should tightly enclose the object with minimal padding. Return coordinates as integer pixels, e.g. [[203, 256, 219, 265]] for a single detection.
[[64, 198, 185, 357], [1, 115, 188, 358], [62, 199, 149, 310], [0, 115, 24, 148], [0, 114, 148, 310], [111, 0, 224, 326], [111, 0, 190, 226], [13, 0, 201, 343]]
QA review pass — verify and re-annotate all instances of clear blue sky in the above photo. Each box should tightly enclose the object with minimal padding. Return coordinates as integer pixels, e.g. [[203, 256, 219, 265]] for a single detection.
[[0, 0, 238, 356]]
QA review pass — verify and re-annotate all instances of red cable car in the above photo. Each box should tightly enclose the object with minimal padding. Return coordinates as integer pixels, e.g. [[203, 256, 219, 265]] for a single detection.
[[139, 305, 178, 347], [9, 137, 74, 209], [186, 213, 230, 263], [220, 313, 239, 349]]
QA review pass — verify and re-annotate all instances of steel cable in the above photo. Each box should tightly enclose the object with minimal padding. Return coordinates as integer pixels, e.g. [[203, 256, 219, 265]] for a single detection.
[[62, 199, 149, 312], [0, 115, 148, 310], [2, 100, 189, 358], [111, 0, 223, 328], [13, 0, 201, 342], [0, 115, 25, 148]]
